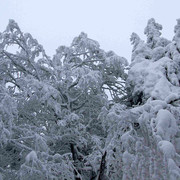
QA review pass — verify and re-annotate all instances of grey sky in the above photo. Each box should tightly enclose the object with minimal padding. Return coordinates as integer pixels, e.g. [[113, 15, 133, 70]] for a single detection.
[[1, 0, 180, 61]]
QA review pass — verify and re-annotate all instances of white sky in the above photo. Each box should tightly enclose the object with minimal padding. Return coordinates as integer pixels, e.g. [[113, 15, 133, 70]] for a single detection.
[[1, 0, 180, 61]]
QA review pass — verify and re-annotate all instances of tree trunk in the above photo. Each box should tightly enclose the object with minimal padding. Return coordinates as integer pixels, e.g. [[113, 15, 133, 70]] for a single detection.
[[97, 151, 107, 180], [70, 143, 81, 180]]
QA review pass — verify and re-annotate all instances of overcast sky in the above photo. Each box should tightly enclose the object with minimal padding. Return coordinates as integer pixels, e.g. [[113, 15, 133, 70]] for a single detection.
[[1, 0, 180, 61]]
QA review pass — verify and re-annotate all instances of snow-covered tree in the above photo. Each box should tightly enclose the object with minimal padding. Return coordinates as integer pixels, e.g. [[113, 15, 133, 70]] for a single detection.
[[0, 20, 128, 179], [0, 18, 179, 180], [101, 18, 180, 180]]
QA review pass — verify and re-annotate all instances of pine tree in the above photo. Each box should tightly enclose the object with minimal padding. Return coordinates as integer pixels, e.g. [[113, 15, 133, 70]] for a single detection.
[[102, 18, 180, 180]]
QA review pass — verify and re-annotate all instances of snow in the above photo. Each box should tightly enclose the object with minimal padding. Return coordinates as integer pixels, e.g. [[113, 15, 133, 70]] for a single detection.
[[158, 140, 176, 159], [53, 153, 62, 163], [152, 47, 165, 61], [150, 100, 167, 109], [156, 109, 177, 141], [175, 137, 180, 153], [57, 120, 66, 127], [165, 93, 179, 104], [168, 158, 180, 179], [127, 57, 179, 101], [143, 104, 151, 112], [25, 151, 38, 163], [122, 151, 134, 164], [121, 131, 135, 149]]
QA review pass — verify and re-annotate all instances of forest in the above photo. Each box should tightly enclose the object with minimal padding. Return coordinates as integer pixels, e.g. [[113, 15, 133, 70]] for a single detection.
[[0, 18, 179, 180]]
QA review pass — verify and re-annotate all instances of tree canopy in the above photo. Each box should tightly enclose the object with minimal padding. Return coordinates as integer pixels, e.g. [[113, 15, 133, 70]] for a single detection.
[[0, 18, 179, 180]]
